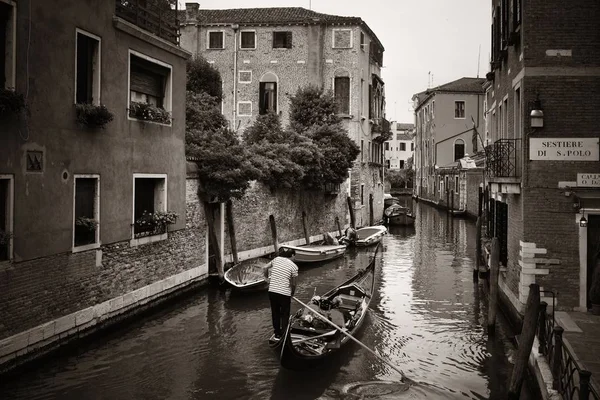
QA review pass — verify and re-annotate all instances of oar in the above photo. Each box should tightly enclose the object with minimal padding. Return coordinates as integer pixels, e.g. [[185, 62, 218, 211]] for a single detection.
[[292, 296, 405, 378]]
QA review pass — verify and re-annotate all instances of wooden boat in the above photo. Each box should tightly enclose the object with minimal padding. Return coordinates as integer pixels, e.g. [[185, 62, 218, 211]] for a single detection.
[[223, 257, 271, 292], [277, 244, 379, 370], [384, 204, 415, 226], [280, 240, 346, 264], [353, 225, 387, 247], [384, 193, 401, 209]]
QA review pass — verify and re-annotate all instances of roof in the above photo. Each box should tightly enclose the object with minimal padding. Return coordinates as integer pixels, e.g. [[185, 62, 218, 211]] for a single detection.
[[182, 7, 384, 51], [412, 77, 486, 111]]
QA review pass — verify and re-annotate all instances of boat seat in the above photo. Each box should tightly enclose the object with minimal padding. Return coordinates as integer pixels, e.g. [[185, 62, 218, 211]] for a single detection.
[[334, 294, 362, 311]]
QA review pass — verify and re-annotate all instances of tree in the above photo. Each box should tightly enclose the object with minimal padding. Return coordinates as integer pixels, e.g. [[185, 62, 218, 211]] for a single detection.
[[288, 86, 359, 189], [186, 57, 223, 101]]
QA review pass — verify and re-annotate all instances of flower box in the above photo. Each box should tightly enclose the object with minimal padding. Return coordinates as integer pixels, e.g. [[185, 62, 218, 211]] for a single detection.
[[129, 101, 171, 124], [75, 104, 114, 128], [133, 210, 178, 239]]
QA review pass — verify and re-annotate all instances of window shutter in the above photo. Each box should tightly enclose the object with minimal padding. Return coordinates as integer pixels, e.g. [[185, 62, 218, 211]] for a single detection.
[[286, 32, 293, 48], [130, 67, 164, 98], [259, 82, 266, 114], [75, 179, 96, 219], [334, 77, 350, 114]]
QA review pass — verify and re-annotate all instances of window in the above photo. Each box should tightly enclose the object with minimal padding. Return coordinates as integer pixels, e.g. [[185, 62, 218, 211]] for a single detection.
[[0, 175, 13, 262], [514, 87, 521, 138], [504, 97, 509, 138], [334, 76, 350, 115], [360, 184, 364, 205], [455, 176, 459, 193], [361, 140, 364, 162], [411, 143, 414, 151], [384, 142, 389, 151], [367, 141, 371, 162], [129, 51, 172, 116], [499, 103, 503, 139], [513, 0, 521, 27], [454, 139, 465, 161], [73, 175, 100, 251], [400, 143, 406, 151], [454, 101, 465, 119], [237, 101, 252, 117], [360, 31, 365, 51], [332, 29, 353, 49], [240, 31, 256, 49], [239, 71, 252, 83], [208, 31, 224, 49], [400, 160, 405, 169], [0, 1, 15, 89], [75, 30, 101, 105], [132, 174, 167, 245], [385, 160, 390, 168], [273, 31, 292, 49]]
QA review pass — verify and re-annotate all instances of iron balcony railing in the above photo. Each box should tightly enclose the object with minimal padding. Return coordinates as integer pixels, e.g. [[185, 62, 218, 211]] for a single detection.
[[537, 301, 600, 400], [115, 0, 179, 45], [485, 138, 522, 178]]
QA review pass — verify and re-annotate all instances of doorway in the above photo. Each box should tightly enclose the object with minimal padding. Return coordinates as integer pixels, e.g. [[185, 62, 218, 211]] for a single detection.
[[587, 215, 600, 308]]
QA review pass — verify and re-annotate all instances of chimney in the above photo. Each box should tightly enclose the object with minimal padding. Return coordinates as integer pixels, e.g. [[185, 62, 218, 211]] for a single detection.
[[185, 2, 199, 22]]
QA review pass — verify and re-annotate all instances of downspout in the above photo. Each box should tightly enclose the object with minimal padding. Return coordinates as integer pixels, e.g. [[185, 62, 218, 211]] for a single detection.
[[232, 24, 239, 132]]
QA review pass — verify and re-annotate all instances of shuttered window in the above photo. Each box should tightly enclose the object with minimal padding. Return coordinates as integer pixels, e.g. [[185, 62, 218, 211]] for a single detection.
[[334, 76, 350, 115], [74, 177, 98, 247], [208, 31, 223, 49], [273, 32, 292, 49], [130, 55, 168, 108], [241, 31, 255, 49]]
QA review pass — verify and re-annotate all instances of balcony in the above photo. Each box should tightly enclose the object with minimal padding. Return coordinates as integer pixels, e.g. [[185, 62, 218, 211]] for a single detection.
[[372, 118, 392, 143], [115, 0, 179, 45], [485, 139, 522, 190]]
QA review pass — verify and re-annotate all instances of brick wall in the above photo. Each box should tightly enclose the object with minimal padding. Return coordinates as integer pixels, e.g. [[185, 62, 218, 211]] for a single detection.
[[465, 170, 484, 218], [0, 177, 206, 341]]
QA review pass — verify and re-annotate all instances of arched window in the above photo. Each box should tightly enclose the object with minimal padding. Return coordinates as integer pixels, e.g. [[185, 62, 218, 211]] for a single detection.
[[259, 72, 278, 114], [334, 69, 350, 114], [454, 139, 465, 161]]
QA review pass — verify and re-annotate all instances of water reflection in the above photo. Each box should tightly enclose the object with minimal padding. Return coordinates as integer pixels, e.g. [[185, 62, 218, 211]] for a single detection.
[[0, 200, 531, 399]]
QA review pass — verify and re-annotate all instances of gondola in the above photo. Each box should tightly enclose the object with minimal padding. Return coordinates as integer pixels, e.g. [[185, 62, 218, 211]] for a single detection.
[[223, 257, 271, 292], [277, 243, 379, 370], [384, 204, 416, 226]]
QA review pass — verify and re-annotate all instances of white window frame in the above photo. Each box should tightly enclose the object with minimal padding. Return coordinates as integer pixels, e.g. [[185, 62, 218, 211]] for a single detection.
[[503, 94, 509, 139], [454, 100, 466, 119], [238, 70, 252, 84], [72, 174, 100, 253], [131, 173, 168, 247], [239, 30, 256, 50], [332, 28, 353, 49], [74, 28, 102, 105], [0, 174, 14, 264], [207, 30, 225, 49], [127, 49, 173, 126], [453, 138, 466, 161], [237, 101, 253, 117], [514, 84, 522, 140], [1, 0, 16, 89], [332, 71, 351, 116]]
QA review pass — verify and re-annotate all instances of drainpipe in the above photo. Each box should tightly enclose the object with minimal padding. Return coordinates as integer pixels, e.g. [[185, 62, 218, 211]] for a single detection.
[[232, 24, 239, 132]]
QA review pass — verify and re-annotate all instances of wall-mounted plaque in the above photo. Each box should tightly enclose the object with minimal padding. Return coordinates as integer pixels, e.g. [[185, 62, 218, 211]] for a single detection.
[[529, 138, 599, 161]]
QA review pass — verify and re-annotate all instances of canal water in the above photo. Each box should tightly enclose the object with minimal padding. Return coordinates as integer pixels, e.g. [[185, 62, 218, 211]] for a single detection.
[[0, 201, 534, 399]]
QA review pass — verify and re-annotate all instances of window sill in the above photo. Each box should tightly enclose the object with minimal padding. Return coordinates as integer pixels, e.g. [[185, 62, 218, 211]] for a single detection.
[[128, 116, 172, 127], [239, 47, 256, 51], [272, 47, 291, 50], [130, 233, 167, 247], [72, 242, 100, 253], [206, 48, 225, 51]]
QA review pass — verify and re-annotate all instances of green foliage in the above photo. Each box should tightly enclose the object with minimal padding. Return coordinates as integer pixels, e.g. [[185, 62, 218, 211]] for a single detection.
[[75, 104, 114, 128], [129, 101, 171, 124], [385, 164, 414, 189], [288, 85, 341, 134], [186, 57, 223, 101], [75, 217, 98, 231], [135, 211, 179, 227]]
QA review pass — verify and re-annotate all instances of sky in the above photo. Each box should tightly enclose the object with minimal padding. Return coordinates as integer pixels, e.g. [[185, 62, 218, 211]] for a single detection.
[[178, 0, 491, 123]]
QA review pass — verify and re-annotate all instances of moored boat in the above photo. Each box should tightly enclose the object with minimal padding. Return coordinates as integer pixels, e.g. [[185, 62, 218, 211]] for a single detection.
[[384, 204, 415, 226], [353, 225, 387, 247], [278, 244, 379, 370], [223, 257, 271, 292], [279, 241, 346, 264], [383, 193, 401, 209]]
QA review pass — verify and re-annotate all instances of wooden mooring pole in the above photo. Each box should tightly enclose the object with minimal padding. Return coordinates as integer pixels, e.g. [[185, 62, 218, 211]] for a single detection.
[[347, 196, 356, 229], [446, 189, 450, 212], [487, 237, 500, 334], [450, 189, 454, 213], [335, 216, 342, 238], [225, 200, 239, 264], [369, 193, 374, 226], [508, 284, 541, 399], [269, 214, 279, 253], [302, 211, 310, 245], [478, 186, 483, 217], [474, 216, 482, 281], [204, 201, 224, 279]]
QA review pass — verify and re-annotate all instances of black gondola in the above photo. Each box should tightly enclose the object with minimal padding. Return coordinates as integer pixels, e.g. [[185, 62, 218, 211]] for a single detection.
[[277, 244, 379, 370]]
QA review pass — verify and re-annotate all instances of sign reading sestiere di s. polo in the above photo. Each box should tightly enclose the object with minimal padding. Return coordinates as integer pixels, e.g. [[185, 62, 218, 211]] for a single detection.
[[529, 138, 600, 161]]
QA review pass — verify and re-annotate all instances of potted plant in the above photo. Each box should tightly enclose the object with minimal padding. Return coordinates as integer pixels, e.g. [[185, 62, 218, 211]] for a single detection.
[[129, 101, 171, 124], [75, 216, 99, 231], [0, 88, 26, 117], [589, 253, 600, 315], [75, 103, 114, 128]]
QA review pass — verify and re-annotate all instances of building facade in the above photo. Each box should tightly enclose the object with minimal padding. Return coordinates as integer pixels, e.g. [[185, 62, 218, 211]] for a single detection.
[[179, 4, 387, 227], [484, 0, 600, 317], [384, 122, 414, 170], [412, 78, 485, 203], [0, 0, 202, 368]]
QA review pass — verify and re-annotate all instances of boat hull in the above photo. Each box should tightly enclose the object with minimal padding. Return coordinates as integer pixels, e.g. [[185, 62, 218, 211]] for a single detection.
[[223, 258, 271, 292], [280, 243, 346, 264], [353, 226, 387, 247], [387, 213, 415, 226]]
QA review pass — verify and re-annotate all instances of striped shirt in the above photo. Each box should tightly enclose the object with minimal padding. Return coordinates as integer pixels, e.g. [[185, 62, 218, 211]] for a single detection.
[[268, 256, 298, 296]]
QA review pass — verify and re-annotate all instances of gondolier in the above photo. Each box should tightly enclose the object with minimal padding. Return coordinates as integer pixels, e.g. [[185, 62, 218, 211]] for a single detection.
[[264, 248, 299, 340]]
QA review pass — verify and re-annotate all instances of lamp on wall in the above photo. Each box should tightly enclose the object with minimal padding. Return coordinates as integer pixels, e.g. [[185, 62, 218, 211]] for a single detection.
[[580, 216, 588, 228], [530, 97, 544, 128]]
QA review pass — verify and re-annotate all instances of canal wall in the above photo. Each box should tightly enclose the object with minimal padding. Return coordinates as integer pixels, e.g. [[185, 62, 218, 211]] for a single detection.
[[0, 165, 351, 373]]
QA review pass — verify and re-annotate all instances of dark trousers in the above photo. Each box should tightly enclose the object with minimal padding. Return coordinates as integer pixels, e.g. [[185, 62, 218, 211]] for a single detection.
[[268, 291, 291, 336]]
